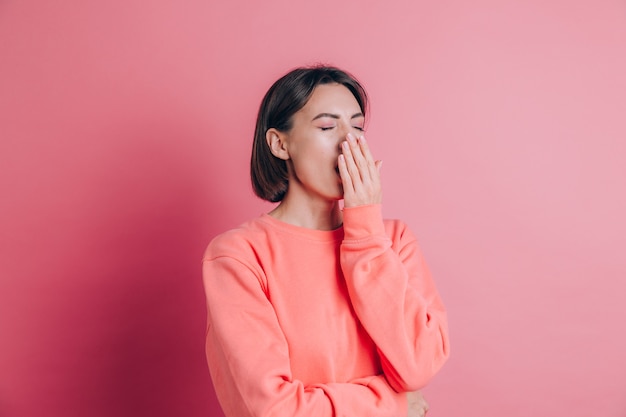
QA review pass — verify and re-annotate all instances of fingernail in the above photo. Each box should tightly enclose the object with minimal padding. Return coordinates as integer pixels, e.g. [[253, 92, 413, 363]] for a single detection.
[[360, 135, 366, 143], [347, 133, 355, 143]]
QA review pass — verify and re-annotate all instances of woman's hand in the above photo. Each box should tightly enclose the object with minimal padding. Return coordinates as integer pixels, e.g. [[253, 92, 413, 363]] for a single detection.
[[407, 391, 429, 417], [338, 133, 382, 208]]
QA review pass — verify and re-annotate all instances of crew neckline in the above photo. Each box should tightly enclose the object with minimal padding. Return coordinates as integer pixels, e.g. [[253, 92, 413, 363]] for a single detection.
[[259, 213, 344, 242]]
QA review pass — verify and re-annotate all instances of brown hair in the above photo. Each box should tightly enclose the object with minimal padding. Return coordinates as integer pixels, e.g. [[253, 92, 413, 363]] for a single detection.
[[250, 65, 368, 202]]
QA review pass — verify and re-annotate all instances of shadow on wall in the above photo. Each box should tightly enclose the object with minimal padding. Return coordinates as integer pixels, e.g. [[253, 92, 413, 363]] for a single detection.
[[81, 121, 227, 417], [2, 118, 227, 417]]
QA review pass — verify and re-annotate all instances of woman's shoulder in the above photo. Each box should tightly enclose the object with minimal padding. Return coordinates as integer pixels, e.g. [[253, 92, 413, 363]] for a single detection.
[[203, 216, 270, 262]]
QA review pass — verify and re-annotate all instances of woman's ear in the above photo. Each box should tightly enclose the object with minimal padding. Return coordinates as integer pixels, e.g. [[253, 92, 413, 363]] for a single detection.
[[266, 128, 290, 160]]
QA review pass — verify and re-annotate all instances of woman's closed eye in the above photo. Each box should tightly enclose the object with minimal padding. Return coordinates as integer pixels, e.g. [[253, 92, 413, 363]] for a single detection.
[[320, 126, 364, 132]]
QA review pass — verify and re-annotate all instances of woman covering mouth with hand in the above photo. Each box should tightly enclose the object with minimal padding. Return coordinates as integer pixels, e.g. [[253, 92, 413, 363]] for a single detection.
[[202, 65, 449, 417]]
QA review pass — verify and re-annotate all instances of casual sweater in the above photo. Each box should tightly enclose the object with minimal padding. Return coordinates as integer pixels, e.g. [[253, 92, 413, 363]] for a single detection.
[[202, 204, 449, 417]]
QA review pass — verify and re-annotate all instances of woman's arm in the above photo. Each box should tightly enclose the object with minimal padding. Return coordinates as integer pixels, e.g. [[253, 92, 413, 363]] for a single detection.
[[203, 255, 407, 417], [338, 133, 449, 393], [340, 204, 450, 392]]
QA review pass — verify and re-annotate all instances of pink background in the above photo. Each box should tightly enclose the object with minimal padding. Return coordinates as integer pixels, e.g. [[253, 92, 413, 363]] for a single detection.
[[1, 1, 625, 416]]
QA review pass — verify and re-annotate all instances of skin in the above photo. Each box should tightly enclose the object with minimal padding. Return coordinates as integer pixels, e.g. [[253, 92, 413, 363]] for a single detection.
[[408, 390, 429, 417], [266, 82, 381, 230], [266, 82, 428, 416]]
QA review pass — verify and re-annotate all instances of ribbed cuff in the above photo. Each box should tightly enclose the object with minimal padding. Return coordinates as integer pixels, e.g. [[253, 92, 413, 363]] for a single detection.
[[342, 204, 386, 240]]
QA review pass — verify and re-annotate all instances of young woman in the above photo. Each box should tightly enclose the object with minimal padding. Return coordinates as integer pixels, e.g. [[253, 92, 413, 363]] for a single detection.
[[202, 66, 449, 417]]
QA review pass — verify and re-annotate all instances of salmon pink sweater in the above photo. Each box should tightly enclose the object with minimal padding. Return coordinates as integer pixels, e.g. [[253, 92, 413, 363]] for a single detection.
[[202, 204, 449, 417]]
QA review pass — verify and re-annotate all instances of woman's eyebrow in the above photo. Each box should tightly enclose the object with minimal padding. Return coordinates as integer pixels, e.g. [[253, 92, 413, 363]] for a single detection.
[[311, 112, 364, 121]]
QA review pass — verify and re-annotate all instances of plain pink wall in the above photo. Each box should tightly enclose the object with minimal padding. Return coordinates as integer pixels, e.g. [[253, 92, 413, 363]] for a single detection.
[[1, 1, 625, 416]]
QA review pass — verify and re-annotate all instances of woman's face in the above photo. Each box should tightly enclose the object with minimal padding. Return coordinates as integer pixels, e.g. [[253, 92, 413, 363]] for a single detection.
[[281, 83, 365, 202]]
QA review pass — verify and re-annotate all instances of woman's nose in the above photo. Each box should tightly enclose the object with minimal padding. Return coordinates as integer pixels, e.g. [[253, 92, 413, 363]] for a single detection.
[[338, 120, 360, 139], [337, 124, 350, 148]]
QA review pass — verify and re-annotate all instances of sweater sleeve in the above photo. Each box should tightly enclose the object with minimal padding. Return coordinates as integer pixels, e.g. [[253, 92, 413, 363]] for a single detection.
[[202, 254, 407, 417], [340, 204, 450, 393]]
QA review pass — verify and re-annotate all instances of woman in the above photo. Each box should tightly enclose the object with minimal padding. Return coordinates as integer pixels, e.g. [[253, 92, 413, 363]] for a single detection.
[[202, 65, 449, 417]]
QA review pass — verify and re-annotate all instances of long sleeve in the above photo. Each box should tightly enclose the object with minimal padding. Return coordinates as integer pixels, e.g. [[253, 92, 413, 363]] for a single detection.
[[340, 204, 450, 393], [202, 254, 407, 417]]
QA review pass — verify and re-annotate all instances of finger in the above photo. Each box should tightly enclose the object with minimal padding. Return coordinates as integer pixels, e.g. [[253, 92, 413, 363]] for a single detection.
[[351, 137, 379, 188], [347, 134, 370, 180], [356, 135, 379, 179], [341, 139, 362, 184], [375, 159, 383, 173], [337, 154, 354, 194]]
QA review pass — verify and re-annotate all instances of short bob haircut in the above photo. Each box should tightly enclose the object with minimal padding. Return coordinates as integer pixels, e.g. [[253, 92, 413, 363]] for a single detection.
[[251, 65, 369, 202]]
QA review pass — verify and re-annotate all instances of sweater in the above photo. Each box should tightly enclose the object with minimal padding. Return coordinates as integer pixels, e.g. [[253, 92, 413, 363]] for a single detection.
[[202, 204, 449, 417]]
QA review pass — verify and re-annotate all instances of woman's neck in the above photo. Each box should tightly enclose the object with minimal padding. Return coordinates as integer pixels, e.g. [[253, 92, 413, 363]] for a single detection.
[[268, 194, 343, 231]]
